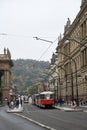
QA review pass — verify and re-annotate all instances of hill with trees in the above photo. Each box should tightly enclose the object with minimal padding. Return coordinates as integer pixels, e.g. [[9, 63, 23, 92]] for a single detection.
[[11, 59, 49, 93]]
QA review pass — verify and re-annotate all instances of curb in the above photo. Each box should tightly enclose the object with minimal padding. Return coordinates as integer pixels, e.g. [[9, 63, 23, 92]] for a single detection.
[[64, 109, 83, 112], [83, 110, 87, 113], [7, 107, 23, 113], [0, 104, 5, 107], [54, 106, 83, 112]]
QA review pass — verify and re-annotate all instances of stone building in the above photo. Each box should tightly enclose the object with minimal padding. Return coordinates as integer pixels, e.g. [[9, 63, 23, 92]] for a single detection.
[[49, 0, 87, 104], [0, 48, 13, 104]]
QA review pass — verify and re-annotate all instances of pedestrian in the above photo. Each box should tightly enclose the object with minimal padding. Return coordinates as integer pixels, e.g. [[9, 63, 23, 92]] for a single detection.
[[20, 98, 22, 106], [73, 100, 77, 111], [7, 100, 10, 107], [16, 99, 19, 108], [10, 100, 14, 109]]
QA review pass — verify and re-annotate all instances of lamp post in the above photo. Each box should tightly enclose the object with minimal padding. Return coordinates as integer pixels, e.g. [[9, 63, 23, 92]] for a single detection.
[[33, 37, 53, 43], [56, 51, 77, 104], [65, 37, 87, 105], [50, 67, 61, 102], [66, 38, 87, 48], [53, 63, 68, 104], [58, 65, 68, 104]]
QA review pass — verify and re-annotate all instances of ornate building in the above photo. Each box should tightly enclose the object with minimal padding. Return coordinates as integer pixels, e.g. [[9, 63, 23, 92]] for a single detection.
[[49, 1, 87, 104], [0, 48, 13, 104]]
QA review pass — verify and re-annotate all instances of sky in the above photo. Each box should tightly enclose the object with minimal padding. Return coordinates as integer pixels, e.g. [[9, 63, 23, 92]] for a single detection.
[[0, 0, 81, 62]]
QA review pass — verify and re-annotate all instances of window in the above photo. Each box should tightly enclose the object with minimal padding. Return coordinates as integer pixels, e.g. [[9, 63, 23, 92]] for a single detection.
[[81, 20, 86, 38], [82, 48, 87, 66]]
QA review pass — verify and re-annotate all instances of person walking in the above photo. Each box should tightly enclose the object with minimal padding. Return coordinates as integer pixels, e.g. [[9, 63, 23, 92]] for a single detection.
[[73, 100, 77, 111]]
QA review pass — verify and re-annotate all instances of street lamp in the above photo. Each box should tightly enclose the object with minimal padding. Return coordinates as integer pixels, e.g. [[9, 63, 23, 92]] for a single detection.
[[65, 37, 87, 105], [57, 65, 68, 104], [51, 62, 68, 104], [33, 37, 53, 43], [66, 38, 87, 48], [56, 51, 77, 104]]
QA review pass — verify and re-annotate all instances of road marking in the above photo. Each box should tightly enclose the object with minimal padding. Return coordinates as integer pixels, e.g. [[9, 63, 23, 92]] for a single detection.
[[14, 113, 56, 130]]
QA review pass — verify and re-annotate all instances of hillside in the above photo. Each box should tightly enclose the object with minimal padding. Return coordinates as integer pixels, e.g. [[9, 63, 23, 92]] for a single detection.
[[11, 59, 49, 92]]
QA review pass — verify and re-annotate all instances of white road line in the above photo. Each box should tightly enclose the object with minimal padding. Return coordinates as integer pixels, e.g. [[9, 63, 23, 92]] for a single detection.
[[14, 113, 56, 130]]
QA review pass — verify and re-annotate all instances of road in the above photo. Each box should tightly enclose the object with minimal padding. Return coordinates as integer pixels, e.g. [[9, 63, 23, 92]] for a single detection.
[[0, 106, 46, 130], [18, 103, 87, 130]]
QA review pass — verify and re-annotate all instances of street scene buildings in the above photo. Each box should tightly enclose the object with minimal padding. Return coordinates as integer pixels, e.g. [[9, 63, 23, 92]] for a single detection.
[[0, 1, 87, 107], [49, 0, 87, 104], [0, 1, 87, 130]]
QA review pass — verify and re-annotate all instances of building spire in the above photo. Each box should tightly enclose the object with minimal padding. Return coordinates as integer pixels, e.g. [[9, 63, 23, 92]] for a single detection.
[[81, 0, 87, 5]]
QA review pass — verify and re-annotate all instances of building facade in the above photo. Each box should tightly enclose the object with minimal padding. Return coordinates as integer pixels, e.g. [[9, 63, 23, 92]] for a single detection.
[[0, 48, 13, 104], [49, 1, 87, 104]]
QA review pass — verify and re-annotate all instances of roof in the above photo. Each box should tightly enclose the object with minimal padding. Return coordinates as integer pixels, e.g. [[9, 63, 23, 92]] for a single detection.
[[40, 91, 54, 95]]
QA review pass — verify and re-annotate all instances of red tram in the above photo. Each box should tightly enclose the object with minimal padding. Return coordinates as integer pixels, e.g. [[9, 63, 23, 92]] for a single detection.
[[32, 91, 54, 108]]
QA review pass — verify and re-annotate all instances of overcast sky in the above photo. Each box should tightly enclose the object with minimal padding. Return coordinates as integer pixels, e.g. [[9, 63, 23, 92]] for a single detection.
[[0, 0, 81, 62]]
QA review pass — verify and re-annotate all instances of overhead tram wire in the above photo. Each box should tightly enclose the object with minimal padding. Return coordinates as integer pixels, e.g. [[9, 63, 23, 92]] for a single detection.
[[33, 37, 58, 61], [38, 38, 58, 60], [0, 33, 32, 38], [32, 37, 58, 68], [0, 33, 55, 39], [0, 32, 58, 61]]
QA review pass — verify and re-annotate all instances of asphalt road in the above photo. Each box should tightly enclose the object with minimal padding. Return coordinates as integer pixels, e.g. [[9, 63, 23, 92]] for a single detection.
[[0, 106, 46, 130], [18, 103, 87, 130]]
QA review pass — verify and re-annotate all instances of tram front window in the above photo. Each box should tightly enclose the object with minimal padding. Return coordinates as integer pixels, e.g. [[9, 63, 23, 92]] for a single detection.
[[40, 95, 44, 99], [45, 94, 50, 99], [50, 94, 54, 99]]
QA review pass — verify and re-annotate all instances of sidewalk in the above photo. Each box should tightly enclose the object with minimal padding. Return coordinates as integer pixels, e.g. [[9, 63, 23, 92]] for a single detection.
[[7, 104, 23, 113], [54, 104, 83, 112]]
